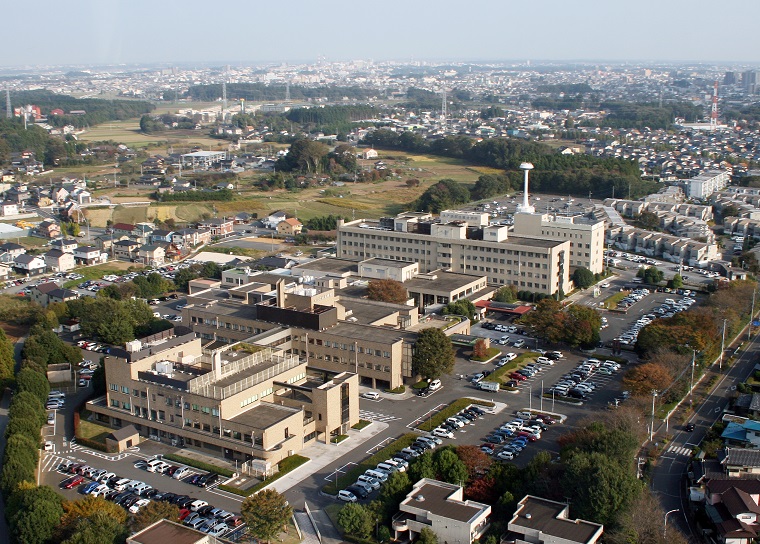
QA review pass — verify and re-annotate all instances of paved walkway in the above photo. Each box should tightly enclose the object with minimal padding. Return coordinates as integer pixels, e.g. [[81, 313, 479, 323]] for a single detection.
[[294, 511, 321, 544], [263, 421, 389, 494]]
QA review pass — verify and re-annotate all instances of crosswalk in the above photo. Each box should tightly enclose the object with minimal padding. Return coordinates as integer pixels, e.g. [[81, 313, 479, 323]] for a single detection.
[[666, 445, 693, 456], [359, 410, 400, 423]]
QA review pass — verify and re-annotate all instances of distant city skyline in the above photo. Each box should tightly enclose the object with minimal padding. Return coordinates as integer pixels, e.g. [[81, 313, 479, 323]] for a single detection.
[[2, 0, 760, 68]]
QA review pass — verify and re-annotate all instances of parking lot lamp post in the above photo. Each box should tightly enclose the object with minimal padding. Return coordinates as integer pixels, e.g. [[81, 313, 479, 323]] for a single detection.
[[529, 384, 532, 411], [552, 390, 555, 412], [690, 350, 696, 405], [720, 318, 727, 371], [650, 390, 658, 442], [540, 380, 544, 411]]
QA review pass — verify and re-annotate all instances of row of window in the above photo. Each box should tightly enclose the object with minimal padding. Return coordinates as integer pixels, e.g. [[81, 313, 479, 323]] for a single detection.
[[308, 338, 391, 357], [342, 236, 551, 258]]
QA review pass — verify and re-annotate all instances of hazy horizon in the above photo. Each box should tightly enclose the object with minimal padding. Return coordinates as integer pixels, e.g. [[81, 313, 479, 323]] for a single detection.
[[3, 0, 760, 68]]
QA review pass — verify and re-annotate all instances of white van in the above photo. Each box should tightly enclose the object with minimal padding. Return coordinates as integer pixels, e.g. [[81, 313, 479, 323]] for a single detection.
[[146, 459, 164, 473], [478, 381, 500, 392], [113, 478, 132, 491], [516, 411, 532, 420], [365, 469, 388, 482], [382, 459, 405, 472], [376, 462, 399, 473]]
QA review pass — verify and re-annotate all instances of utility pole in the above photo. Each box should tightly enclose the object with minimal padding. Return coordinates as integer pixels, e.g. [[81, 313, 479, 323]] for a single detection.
[[650, 390, 658, 442], [750, 289, 757, 340], [690, 350, 696, 406]]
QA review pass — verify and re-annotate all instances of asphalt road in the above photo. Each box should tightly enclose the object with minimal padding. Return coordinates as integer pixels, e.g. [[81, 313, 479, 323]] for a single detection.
[[650, 328, 760, 542]]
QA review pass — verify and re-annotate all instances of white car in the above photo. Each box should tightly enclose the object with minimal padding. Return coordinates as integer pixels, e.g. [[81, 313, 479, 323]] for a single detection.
[[496, 450, 514, 461], [361, 391, 380, 400], [172, 466, 190, 480], [428, 379, 442, 391], [129, 499, 151, 514], [536, 357, 554, 365], [445, 417, 465, 428], [91, 484, 110, 497], [338, 489, 357, 502], [503, 352, 517, 361], [43, 441, 54, 452], [432, 427, 454, 439]]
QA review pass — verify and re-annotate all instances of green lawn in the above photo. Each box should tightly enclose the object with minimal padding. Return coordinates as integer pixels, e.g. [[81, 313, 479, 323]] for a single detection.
[[602, 290, 630, 309], [76, 419, 112, 443], [62, 262, 140, 288], [483, 352, 540, 384]]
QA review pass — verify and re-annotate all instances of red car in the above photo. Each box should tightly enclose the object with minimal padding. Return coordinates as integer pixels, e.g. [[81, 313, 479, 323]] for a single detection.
[[178, 508, 191, 521], [509, 372, 527, 381], [62, 475, 84, 489]]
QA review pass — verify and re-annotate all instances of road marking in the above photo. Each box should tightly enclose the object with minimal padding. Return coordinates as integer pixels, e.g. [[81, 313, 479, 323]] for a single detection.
[[359, 410, 400, 423], [666, 445, 692, 456], [325, 462, 356, 482], [366, 437, 394, 455]]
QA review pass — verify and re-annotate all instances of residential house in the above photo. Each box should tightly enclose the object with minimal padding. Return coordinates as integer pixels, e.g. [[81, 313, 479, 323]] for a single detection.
[[720, 448, 760, 478], [171, 228, 211, 248], [149, 230, 174, 244], [134, 223, 154, 239], [138, 244, 165, 266], [276, 217, 303, 236], [721, 419, 760, 448], [0, 201, 18, 216], [704, 479, 760, 544], [264, 211, 288, 228], [197, 218, 234, 237], [506, 495, 604, 544], [94, 234, 125, 253], [111, 223, 136, 237], [234, 212, 252, 224], [44, 249, 76, 272], [30, 281, 78, 307], [0, 265, 10, 281], [50, 238, 78, 254], [74, 246, 104, 266], [393, 479, 491, 544], [14, 254, 46, 275], [0, 242, 26, 263], [36, 220, 61, 239], [51, 187, 69, 204], [113, 239, 140, 261]]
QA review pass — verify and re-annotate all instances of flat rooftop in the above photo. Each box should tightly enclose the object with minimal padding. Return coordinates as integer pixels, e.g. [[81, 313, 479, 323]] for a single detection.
[[361, 257, 415, 268], [404, 270, 484, 292], [324, 321, 417, 344], [129, 519, 206, 544], [292, 257, 357, 275], [338, 298, 408, 325], [228, 401, 301, 430], [403, 480, 486, 523], [510, 496, 602, 543]]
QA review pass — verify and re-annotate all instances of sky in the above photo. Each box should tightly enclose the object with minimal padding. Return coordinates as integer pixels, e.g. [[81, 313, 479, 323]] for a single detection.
[[5, 0, 760, 67]]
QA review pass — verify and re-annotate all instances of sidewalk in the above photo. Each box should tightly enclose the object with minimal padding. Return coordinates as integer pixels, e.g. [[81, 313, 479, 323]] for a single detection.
[[262, 420, 389, 494]]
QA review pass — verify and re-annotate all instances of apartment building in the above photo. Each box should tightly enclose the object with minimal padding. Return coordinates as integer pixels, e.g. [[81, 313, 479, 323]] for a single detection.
[[337, 214, 571, 297], [512, 211, 605, 274], [687, 170, 731, 199], [87, 330, 359, 463]]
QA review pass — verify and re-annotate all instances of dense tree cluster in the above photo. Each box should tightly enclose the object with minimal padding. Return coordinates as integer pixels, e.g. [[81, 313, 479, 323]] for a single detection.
[[241, 489, 293, 543], [519, 299, 602, 348], [67, 296, 157, 345], [412, 328, 455, 379], [416, 178, 471, 213], [156, 189, 233, 202], [442, 299, 477, 322], [304, 214, 348, 231]]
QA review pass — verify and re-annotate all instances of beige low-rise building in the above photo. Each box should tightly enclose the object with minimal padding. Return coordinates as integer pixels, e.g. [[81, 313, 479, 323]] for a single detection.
[[87, 330, 359, 463]]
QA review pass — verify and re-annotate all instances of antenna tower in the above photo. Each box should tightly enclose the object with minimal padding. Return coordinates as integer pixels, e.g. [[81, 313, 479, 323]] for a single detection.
[[710, 81, 719, 130], [285, 81, 291, 102], [441, 89, 447, 121], [5, 90, 10, 119]]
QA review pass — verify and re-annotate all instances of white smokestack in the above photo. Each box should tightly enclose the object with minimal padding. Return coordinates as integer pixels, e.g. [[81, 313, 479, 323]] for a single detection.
[[518, 162, 535, 214]]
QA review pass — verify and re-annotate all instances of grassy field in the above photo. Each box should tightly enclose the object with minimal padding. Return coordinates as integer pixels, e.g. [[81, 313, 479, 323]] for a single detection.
[[77, 419, 112, 443], [80, 119, 227, 151]]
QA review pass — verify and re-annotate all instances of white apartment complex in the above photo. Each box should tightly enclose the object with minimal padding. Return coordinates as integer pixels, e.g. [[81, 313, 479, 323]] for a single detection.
[[512, 211, 606, 274], [337, 214, 571, 297], [687, 170, 731, 199]]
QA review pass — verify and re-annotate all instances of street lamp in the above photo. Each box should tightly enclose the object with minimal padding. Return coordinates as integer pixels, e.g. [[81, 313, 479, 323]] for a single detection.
[[720, 318, 727, 371], [664, 509, 680, 537], [650, 390, 658, 442]]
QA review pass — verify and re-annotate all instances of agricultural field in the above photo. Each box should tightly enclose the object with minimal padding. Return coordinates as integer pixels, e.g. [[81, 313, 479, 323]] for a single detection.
[[79, 118, 227, 151]]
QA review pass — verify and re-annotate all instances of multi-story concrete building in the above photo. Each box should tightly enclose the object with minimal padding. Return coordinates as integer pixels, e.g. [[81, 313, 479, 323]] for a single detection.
[[337, 214, 571, 297], [506, 495, 604, 544], [686, 170, 731, 199], [87, 329, 359, 463], [512, 212, 605, 274], [392, 479, 491, 544]]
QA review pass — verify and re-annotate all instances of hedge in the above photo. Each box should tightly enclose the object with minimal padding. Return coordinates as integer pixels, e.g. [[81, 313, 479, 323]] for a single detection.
[[352, 420, 371, 430], [74, 436, 109, 453], [322, 433, 420, 495], [163, 453, 235, 478], [218, 454, 309, 497], [417, 398, 494, 432]]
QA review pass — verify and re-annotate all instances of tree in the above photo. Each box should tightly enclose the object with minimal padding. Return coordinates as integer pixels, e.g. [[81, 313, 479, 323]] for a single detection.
[[60, 511, 128, 544], [455, 445, 493, 481], [564, 305, 602, 348], [367, 279, 408, 304], [434, 448, 469, 485], [637, 266, 664, 285], [493, 286, 517, 303], [412, 328, 455, 379], [130, 499, 179, 532], [442, 299, 476, 321], [406, 178, 420, 188], [408, 451, 436, 482], [60, 495, 128, 533], [572, 267, 595, 289], [472, 338, 487, 359], [519, 298, 566, 344], [0, 326, 15, 384], [415, 179, 471, 213], [669, 274, 684, 289], [9, 390, 45, 426], [377, 471, 411, 518], [240, 489, 293, 543], [336, 503, 374, 539], [471, 174, 510, 201], [622, 363, 673, 397], [7, 485, 65, 544], [16, 367, 50, 405], [635, 211, 660, 230], [561, 451, 641, 526], [418, 527, 439, 544]]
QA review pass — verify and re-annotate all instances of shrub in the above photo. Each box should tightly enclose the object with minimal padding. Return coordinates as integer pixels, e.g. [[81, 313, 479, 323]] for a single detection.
[[162, 454, 234, 478]]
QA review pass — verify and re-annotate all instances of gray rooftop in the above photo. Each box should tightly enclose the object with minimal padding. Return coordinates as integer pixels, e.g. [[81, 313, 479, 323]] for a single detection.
[[228, 401, 301, 430]]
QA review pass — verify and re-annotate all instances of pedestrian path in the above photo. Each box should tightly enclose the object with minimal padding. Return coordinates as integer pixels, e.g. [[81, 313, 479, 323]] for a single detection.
[[294, 511, 321, 544], [359, 409, 400, 423]]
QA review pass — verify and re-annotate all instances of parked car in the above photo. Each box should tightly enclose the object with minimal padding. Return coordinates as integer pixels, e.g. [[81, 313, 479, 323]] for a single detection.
[[338, 489, 357, 503], [431, 427, 454, 439]]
